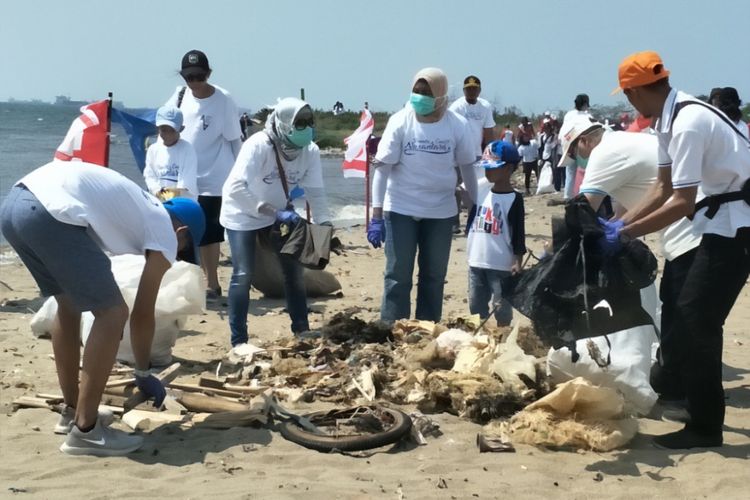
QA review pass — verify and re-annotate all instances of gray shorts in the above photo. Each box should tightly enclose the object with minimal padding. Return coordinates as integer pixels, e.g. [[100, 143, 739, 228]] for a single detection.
[[0, 185, 123, 312]]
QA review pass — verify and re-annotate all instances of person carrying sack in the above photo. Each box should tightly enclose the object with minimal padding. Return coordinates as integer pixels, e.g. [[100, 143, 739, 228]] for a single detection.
[[220, 98, 332, 360]]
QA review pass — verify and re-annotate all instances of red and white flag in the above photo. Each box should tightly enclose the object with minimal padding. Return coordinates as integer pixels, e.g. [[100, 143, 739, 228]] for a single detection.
[[342, 109, 374, 178], [54, 99, 110, 166]]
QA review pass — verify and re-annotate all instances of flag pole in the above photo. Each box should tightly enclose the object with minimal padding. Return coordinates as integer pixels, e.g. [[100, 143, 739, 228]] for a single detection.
[[365, 140, 370, 228], [105, 91, 113, 168]]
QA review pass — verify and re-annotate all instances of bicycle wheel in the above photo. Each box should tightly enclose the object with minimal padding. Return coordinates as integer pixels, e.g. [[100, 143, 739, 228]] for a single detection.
[[279, 405, 412, 452]]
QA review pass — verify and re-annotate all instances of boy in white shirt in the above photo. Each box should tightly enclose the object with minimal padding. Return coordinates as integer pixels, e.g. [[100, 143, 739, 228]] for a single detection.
[[144, 106, 198, 200], [467, 141, 526, 326]]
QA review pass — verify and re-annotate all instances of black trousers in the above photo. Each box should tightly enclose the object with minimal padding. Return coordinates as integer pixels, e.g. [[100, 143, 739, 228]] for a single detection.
[[522, 161, 538, 191], [677, 228, 750, 434], [553, 166, 566, 192], [655, 247, 698, 399]]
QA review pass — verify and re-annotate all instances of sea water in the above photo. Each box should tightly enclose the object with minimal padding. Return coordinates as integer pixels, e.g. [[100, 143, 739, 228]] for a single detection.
[[0, 102, 367, 243]]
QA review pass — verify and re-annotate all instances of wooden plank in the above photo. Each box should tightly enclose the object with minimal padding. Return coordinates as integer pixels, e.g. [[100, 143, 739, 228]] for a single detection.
[[122, 363, 181, 411], [167, 382, 245, 399], [223, 384, 271, 395], [198, 375, 227, 389], [105, 378, 134, 388], [15, 396, 123, 415], [122, 409, 186, 431]]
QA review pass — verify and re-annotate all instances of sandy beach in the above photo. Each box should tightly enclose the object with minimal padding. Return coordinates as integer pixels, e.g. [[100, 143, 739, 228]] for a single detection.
[[1, 189, 748, 500]]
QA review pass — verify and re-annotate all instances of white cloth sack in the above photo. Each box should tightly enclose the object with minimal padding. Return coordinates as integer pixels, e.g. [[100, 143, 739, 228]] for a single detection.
[[536, 161, 555, 194], [30, 255, 204, 366], [547, 325, 659, 416]]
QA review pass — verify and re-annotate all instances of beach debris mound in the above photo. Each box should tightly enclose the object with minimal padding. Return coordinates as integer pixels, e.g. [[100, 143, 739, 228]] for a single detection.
[[233, 316, 552, 423], [486, 377, 638, 451]]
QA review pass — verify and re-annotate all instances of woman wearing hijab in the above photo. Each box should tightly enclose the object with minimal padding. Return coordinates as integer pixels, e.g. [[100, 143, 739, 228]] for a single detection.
[[220, 97, 332, 358], [367, 68, 478, 323]]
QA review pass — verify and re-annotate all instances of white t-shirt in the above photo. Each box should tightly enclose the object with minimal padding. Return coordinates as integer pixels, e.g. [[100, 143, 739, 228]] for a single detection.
[[220, 132, 327, 231], [449, 97, 496, 158], [735, 119, 750, 140], [579, 131, 701, 260], [143, 138, 198, 199], [518, 141, 539, 163], [165, 85, 242, 196], [18, 161, 177, 262], [540, 132, 558, 161], [374, 107, 476, 219], [467, 190, 521, 271], [657, 89, 750, 238]]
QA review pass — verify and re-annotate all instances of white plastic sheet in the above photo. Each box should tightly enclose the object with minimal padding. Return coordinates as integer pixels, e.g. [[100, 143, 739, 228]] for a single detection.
[[30, 255, 204, 366]]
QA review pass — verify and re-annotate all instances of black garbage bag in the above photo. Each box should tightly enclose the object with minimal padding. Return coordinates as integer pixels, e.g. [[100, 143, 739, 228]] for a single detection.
[[503, 195, 657, 349]]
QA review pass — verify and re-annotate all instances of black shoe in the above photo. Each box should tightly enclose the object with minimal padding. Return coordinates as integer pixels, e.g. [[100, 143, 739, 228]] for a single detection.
[[653, 428, 722, 450]]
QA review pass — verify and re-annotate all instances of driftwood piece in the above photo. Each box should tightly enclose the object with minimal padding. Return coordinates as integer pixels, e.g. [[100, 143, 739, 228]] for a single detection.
[[167, 382, 245, 399], [199, 375, 227, 389], [192, 409, 267, 428], [122, 409, 186, 431], [13, 396, 123, 415], [172, 390, 249, 413]]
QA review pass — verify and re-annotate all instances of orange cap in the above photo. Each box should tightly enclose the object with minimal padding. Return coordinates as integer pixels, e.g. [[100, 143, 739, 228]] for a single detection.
[[612, 51, 670, 94]]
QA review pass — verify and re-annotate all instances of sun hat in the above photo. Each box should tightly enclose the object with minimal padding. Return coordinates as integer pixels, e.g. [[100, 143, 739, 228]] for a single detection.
[[558, 119, 603, 166], [612, 51, 670, 94]]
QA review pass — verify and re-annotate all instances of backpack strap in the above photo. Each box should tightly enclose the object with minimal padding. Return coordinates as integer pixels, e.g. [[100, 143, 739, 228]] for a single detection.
[[176, 86, 187, 109]]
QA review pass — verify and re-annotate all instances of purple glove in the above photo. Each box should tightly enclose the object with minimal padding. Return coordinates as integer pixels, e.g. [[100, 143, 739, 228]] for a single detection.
[[134, 372, 166, 407], [367, 218, 386, 248], [597, 217, 625, 256]]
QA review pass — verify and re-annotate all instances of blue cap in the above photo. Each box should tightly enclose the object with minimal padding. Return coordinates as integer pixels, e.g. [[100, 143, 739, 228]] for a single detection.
[[162, 197, 205, 264], [155, 105, 183, 131], [478, 140, 520, 169]]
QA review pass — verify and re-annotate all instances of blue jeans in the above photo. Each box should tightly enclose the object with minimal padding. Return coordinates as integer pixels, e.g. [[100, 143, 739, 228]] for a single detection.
[[468, 267, 513, 326], [381, 212, 454, 323], [226, 228, 309, 346]]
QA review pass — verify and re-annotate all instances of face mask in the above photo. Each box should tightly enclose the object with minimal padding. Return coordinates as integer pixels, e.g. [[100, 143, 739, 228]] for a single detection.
[[287, 126, 314, 148], [575, 154, 589, 169], [410, 93, 436, 115]]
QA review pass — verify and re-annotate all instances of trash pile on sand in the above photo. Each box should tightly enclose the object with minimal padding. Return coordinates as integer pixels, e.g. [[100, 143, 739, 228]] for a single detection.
[[230, 311, 553, 423]]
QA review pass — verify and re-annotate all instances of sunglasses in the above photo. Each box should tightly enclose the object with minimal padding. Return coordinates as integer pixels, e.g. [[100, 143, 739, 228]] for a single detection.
[[294, 117, 314, 130], [183, 73, 207, 83]]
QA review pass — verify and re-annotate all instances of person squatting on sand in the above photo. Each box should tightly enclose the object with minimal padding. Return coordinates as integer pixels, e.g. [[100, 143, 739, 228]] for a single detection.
[[0, 162, 205, 456], [603, 51, 750, 449], [466, 140, 526, 327], [220, 97, 332, 360], [367, 67, 478, 324], [165, 49, 242, 302]]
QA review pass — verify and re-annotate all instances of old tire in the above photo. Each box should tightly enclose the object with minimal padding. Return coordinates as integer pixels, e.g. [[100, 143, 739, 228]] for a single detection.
[[279, 406, 412, 452]]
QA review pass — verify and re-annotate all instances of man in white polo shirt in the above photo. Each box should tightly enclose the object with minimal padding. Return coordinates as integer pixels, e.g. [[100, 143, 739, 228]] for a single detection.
[[449, 75, 496, 231], [569, 120, 701, 405], [603, 51, 750, 449]]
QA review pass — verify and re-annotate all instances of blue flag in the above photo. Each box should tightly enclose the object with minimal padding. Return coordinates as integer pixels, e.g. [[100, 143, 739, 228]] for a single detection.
[[111, 107, 158, 172]]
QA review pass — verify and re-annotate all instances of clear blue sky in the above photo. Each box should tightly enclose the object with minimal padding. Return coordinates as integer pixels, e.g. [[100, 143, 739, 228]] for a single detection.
[[3, 0, 748, 114]]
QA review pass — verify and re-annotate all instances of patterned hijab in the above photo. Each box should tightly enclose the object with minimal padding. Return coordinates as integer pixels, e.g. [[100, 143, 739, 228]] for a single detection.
[[265, 97, 310, 160]]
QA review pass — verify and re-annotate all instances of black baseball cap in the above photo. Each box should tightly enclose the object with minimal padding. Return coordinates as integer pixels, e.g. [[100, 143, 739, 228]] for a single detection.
[[180, 50, 210, 77]]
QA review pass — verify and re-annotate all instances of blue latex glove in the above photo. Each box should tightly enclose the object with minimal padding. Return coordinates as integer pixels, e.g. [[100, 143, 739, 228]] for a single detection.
[[465, 204, 478, 235], [597, 217, 625, 256], [367, 218, 386, 248], [134, 373, 166, 407], [289, 185, 305, 201], [276, 209, 301, 225]]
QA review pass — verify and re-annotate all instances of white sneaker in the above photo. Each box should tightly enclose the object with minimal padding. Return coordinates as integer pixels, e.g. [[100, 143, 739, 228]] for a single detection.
[[227, 342, 266, 364], [60, 415, 143, 457], [54, 404, 115, 435]]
